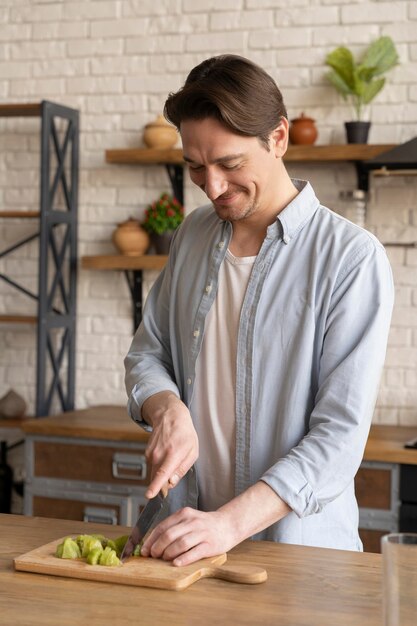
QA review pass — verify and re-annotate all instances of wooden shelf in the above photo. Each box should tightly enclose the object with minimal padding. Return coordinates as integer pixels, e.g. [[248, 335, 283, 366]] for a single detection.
[[105, 144, 396, 166], [0, 210, 40, 218], [81, 254, 168, 271], [0, 315, 38, 324], [0, 103, 42, 117], [285, 144, 395, 162], [106, 147, 184, 165]]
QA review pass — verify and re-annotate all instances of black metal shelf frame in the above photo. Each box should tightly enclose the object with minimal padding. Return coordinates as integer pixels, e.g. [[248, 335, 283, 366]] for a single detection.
[[0, 101, 79, 416]]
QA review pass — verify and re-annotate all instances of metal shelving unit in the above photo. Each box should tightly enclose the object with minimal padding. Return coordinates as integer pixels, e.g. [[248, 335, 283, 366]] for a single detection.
[[0, 101, 79, 416]]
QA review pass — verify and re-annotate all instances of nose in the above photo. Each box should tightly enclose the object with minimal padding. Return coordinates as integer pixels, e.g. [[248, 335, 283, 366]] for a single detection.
[[203, 168, 228, 201]]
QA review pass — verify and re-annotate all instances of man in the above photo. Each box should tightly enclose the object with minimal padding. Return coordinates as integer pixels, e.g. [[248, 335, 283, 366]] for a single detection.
[[124, 55, 394, 567]]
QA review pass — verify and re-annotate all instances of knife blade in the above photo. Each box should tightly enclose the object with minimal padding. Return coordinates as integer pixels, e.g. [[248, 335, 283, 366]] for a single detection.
[[120, 487, 169, 562]]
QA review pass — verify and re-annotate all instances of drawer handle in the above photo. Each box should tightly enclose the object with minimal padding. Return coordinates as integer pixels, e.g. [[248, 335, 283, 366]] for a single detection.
[[112, 452, 147, 480], [83, 506, 118, 525]]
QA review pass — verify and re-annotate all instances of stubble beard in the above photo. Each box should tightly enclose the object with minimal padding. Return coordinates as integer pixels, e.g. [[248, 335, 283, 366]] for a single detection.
[[213, 191, 258, 224]]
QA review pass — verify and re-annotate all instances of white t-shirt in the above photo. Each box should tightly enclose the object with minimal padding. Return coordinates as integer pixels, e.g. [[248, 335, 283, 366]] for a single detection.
[[190, 249, 256, 511]]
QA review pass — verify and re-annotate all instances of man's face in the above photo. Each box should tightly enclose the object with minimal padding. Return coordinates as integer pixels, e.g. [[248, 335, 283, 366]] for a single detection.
[[181, 117, 284, 225]]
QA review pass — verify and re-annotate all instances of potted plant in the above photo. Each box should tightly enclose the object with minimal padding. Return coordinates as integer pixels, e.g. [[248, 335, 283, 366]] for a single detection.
[[142, 192, 184, 254], [325, 36, 399, 143]]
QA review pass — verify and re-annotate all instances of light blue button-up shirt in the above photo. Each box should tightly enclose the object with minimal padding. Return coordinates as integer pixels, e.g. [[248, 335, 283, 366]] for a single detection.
[[125, 180, 394, 551]]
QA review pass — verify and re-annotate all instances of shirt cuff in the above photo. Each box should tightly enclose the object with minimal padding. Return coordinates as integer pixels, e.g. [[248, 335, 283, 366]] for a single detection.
[[127, 381, 181, 432], [261, 458, 321, 518]]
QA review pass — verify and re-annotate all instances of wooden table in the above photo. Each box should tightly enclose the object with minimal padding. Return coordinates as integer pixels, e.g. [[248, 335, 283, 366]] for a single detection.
[[0, 513, 384, 626]]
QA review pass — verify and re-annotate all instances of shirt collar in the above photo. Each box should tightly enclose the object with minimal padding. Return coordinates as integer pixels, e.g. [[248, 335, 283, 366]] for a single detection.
[[267, 179, 320, 244]]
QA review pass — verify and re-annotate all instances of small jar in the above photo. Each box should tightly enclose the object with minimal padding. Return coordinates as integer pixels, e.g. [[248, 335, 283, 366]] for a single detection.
[[337, 190, 367, 228], [143, 115, 178, 149], [112, 219, 150, 256], [289, 113, 318, 145]]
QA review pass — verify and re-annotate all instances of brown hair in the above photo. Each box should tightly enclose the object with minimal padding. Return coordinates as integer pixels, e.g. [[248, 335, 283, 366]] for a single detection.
[[164, 55, 287, 151]]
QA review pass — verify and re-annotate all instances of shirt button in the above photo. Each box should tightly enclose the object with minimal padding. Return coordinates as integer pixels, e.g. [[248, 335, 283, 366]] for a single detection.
[[187, 377, 192, 385], [218, 241, 225, 249], [283, 234, 290, 244], [205, 284, 212, 293], [193, 329, 200, 337]]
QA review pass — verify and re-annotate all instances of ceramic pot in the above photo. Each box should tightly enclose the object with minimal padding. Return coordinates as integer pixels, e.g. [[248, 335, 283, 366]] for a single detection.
[[112, 219, 150, 256], [345, 121, 371, 144], [0, 389, 27, 419], [143, 115, 178, 149], [289, 113, 318, 145], [150, 230, 175, 255]]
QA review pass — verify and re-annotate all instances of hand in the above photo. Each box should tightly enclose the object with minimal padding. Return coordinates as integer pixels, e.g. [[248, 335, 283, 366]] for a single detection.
[[140, 507, 237, 567], [142, 391, 199, 498], [141, 481, 291, 566]]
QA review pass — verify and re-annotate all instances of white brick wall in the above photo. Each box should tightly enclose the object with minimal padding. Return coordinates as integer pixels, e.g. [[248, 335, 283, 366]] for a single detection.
[[0, 0, 416, 428]]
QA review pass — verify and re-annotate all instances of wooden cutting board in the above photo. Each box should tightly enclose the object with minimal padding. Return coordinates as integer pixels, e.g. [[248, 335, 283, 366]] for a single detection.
[[14, 537, 267, 591]]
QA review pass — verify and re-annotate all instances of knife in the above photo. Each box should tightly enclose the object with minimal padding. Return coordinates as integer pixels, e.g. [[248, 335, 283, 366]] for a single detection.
[[120, 484, 169, 562]]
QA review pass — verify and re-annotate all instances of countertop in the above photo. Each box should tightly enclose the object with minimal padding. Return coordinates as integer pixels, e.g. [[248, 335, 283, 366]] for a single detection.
[[1, 513, 384, 626], [18, 405, 149, 443], [17, 405, 417, 464]]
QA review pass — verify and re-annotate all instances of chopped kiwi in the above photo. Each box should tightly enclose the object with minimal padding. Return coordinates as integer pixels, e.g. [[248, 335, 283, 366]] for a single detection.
[[55, 533, 135, 566]]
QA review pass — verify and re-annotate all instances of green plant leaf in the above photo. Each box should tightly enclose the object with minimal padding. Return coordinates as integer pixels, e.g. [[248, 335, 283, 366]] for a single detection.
[[325, 47, 356, 90], [361, 36, 399, 77], [352, 68, 366, 97], [361, 77, 385, 104], [326, 70, 351, 98], [357, 64, 377, 82]]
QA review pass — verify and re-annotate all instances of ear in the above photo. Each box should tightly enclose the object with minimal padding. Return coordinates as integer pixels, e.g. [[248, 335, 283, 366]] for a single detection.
[[270, 118, 289, 158]]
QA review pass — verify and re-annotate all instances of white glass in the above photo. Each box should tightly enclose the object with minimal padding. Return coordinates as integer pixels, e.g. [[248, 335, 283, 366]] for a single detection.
[[381, 533, 417, 626]]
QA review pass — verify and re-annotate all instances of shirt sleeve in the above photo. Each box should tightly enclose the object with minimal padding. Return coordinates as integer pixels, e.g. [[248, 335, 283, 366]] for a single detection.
[[124, 236, 181, 430], [261, 238, 394, 518]]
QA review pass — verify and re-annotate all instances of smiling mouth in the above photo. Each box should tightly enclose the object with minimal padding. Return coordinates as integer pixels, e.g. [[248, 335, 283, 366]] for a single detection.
[[214, 192, 240, 206]]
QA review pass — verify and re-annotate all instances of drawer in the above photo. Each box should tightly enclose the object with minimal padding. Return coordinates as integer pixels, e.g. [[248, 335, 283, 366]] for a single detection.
[[356, 466, 392, 509], [359, 528, 388, 554], [356, 461, 400, 553], [28, 489, 146, 526], [32, 439, 149, 486], [33, 496, 123, 525], [355, 461, 399, 511]]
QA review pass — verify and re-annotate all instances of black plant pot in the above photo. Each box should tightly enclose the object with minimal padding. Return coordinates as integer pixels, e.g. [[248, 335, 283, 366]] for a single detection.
[[345, 121, 371, 144], [150, 231, 175, 255]]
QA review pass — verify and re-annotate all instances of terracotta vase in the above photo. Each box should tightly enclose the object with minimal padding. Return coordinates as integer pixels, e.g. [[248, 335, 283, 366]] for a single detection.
[[112, 219, 150, 256], [289, 113, 318, 145], [143, 115, 178, 149]]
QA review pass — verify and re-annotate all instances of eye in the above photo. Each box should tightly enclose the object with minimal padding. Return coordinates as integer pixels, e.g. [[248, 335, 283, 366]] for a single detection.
[[221, 162, 240, 171], [188, 164, 204, 172]]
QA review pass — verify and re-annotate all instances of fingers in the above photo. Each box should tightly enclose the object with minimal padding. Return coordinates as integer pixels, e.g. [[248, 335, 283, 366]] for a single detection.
[[173, 543, 209, 567], [145, 450, 196, 498], [143, 404, 199, 498], [140, 508, 194, 558], [140, 508, 222, 567]]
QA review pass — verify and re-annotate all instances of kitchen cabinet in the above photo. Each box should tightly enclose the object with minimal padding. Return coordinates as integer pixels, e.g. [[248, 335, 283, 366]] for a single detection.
[[21, 405, 149, 526], [357, 425, 417, 552]]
